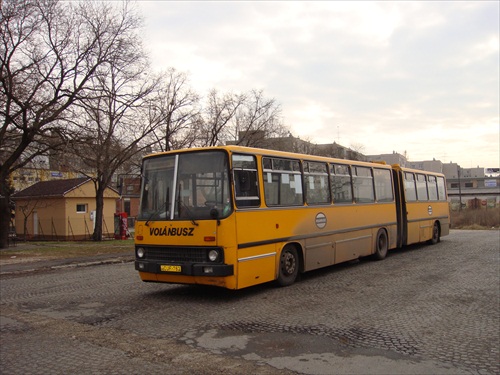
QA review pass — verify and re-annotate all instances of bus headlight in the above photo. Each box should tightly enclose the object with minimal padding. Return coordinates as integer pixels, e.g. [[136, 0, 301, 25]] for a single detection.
[[208, 249, 219, 262], [136, 247, 145, 258]]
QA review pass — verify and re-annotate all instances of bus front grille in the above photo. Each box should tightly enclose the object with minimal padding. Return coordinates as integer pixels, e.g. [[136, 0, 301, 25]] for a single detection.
[[141, 246, 221, 263]]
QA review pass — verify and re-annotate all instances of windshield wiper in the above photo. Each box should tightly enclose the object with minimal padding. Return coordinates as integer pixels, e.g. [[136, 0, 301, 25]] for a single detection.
[[145, 187, 170, 227], [144, 203, 168, 227], [177, 187, 198, 226]]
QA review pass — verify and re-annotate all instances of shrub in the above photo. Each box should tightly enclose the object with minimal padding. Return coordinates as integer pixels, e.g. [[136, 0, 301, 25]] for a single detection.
[[451, 208, 500, 229]]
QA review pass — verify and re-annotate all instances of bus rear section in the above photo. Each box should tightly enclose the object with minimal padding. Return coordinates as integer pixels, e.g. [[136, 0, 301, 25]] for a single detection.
[[392, 165, 450, 247]]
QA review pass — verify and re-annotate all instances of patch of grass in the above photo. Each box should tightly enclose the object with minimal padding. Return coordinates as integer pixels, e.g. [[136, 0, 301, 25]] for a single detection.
[[0, 239, 134, 260], [451, 208, 500, 229]]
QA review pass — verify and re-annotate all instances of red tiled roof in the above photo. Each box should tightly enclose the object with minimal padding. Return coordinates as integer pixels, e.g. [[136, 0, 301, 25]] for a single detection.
[[12, 178, 91, 199]]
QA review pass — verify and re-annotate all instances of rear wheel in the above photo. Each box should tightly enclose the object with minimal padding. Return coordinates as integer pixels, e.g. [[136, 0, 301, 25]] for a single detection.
[[428, 222, 440, 245], [277, 245, 299, 286], [373, 229, 388, 260]]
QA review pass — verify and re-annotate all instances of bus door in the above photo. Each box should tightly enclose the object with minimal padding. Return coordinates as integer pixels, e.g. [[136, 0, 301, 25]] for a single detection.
[[232, 154, 276, 289], [402, 171, 422, 245], [392, 168, 407, 247]]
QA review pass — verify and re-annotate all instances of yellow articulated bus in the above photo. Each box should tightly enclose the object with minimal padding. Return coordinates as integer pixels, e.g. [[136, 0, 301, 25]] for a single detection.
[[134, 146, 450, 290]]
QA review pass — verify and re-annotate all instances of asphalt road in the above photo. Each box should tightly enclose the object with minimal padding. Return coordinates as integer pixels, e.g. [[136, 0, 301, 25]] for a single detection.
[[1, 230, 499, 375]]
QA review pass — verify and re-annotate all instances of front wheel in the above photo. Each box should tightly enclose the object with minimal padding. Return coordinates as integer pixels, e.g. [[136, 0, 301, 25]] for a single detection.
[[277, 245, 299, 287], [373, 229, 388, 260]]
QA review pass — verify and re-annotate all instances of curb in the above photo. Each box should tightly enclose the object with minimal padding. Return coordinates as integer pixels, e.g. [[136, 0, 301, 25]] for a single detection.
[[0, 256, 134, 276]]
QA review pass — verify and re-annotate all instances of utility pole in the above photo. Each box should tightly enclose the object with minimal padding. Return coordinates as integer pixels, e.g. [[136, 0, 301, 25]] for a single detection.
[[458, 167, 463, 211]]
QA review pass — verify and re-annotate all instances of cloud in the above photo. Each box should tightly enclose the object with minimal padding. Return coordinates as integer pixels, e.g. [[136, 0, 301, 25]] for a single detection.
[[141, 1, 499, 168]]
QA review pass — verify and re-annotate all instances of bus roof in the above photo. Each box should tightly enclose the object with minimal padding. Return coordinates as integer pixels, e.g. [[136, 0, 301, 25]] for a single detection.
[[143, 145, 394, 169]]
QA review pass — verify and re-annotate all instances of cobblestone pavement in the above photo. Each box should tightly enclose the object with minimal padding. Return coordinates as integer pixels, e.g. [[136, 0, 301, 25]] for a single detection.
[[1, 230, 499, 374]]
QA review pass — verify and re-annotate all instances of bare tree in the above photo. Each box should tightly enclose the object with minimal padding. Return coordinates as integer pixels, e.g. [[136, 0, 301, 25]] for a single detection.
[[349, 142, 366, 155], [147, 68, 201, 152], [196, 89, 245, 147], [229, 89, 285, 147], [0, 0, 144, 248], [64, 26, 162, 241], [195, 89, 287, 148]]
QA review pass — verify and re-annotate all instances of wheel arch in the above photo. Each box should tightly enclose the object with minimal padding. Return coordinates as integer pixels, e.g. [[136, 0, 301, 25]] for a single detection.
[[277, 241, 305, 274], [373, 227, 389, 260]]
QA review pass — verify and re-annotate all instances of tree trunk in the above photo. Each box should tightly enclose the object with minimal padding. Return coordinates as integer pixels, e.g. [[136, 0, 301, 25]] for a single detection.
[[0, 195, 9, 249], [92, 184, 106, 241]]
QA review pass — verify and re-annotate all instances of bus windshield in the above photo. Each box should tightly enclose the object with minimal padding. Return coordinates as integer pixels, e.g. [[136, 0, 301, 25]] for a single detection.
[[138, 151, 232, 222]]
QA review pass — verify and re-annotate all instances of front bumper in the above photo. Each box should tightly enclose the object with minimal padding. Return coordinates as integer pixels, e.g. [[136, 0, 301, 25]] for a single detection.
[[135, 261, 234, 277]]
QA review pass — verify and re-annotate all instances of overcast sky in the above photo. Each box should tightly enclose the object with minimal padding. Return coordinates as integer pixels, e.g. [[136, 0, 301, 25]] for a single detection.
[[139, 1, 499, 168]]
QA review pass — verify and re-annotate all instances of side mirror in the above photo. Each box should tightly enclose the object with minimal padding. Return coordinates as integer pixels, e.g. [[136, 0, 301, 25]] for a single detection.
[[210, 208, 221, 226], [210, 208, 219, 220]]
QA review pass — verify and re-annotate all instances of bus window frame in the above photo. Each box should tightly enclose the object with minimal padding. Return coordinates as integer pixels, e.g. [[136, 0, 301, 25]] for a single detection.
[[232, 154, 261, 208], [427, 175, 438, 201], [416, 173, 429, 201], [404, 172, 418, 202], [352, 166, 375, 204], [263, 156, 304, 207], [330, 163, 354, 204], [437, 176, 447, 201], [373, 168, 394, 203], [304, 161, 331, 205]]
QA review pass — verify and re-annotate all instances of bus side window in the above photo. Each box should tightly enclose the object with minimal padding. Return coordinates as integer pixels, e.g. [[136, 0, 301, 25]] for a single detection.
[[232, 154, 260, 208], [331, 164, 353, 204], [437, 176, 447, 201], [373, 168, 394, 202], [404, 172, 417, 201], [263, 157, 303, 206], [352, 166, 375, 203], [427, 175, 438, 200], [305, 161, 330, 204], [416, 173, 428, 201]]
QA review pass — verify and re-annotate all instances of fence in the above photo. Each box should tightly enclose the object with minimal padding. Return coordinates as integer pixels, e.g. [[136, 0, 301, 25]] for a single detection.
[[18, 216, 114, 241]]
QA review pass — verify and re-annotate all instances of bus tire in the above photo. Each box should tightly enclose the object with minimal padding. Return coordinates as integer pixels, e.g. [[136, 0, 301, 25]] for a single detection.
[[428, 222, 440, 245], [277, 245, 299, 287], [373, 229, 388, 260]]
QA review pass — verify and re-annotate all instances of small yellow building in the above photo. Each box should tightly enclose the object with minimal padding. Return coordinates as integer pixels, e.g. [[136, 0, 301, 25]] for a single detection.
[[13, 178, 120, 240]]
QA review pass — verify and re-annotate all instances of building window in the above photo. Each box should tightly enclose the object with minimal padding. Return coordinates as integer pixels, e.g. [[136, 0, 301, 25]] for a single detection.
[[450, 183, 459, 188], [76, 204, 87, 213], [464, 182, 474, 188]]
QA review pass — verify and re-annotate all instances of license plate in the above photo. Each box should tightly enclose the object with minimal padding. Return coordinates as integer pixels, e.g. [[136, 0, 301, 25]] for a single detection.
[[160, 265, 181, 273]]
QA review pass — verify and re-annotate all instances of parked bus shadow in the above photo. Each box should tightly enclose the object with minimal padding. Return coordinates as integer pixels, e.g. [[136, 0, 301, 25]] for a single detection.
[[143, 279, 274, 302]]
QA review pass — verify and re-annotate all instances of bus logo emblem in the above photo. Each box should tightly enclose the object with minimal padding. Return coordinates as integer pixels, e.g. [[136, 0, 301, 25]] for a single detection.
[[315, 213, 327, 229]]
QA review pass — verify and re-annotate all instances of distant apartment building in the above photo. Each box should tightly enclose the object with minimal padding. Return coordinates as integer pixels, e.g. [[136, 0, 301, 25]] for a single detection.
[[11, 168, 87, 192], [442, 164, 499, 210], [407, 159, 443, 173], [366, 151, 408, 167], [227, 131, 366, 161]]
